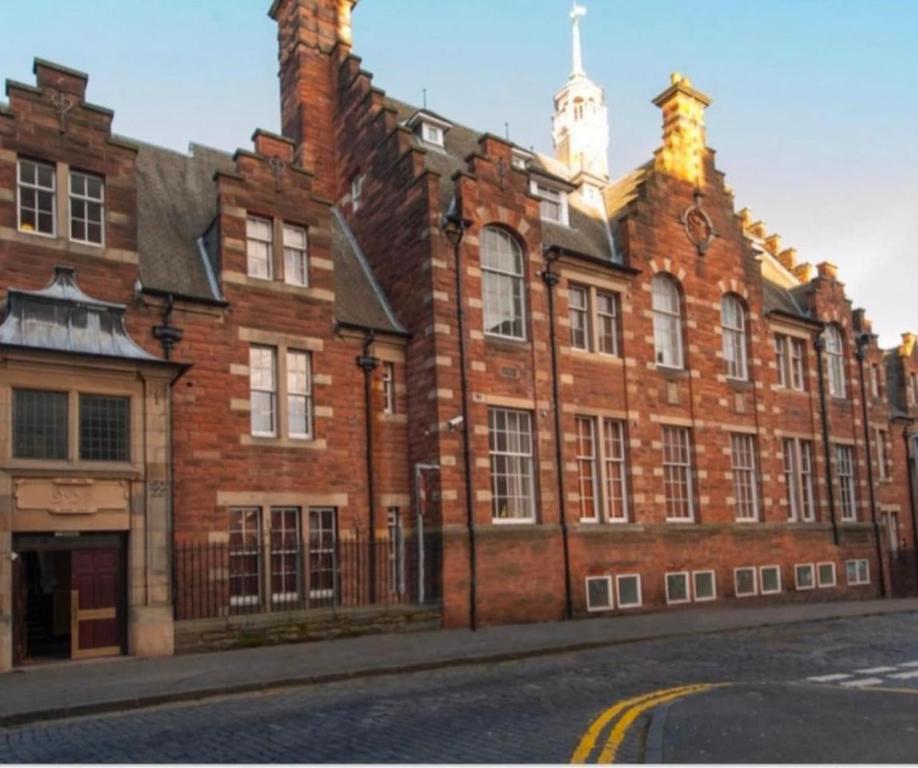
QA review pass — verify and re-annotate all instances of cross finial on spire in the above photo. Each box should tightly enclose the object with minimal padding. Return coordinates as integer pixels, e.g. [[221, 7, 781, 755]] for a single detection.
[[570, 2, 587, 77]]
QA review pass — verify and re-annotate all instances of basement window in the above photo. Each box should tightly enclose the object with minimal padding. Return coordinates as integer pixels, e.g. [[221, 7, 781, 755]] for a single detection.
[[734, 567, 757, 597], [759, 565, 783, 594], [693, 570, 716, 601], [817, 562, 837, 588], [585, 575, 613, 612], [665, 572, 690, 605], [794, 563, 815, 591], [616, 574, 642, 609], [846, 559, 870, 586]]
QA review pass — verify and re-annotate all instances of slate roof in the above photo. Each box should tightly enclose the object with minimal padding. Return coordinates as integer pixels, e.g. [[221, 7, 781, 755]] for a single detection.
[[129, 141, 404, 334]]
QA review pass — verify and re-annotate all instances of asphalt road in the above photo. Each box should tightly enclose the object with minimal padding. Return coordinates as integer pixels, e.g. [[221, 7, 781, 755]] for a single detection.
[[2, 611, 918, 763]]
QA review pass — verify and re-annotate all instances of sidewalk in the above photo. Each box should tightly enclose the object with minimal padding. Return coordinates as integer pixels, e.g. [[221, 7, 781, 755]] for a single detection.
[[3, 597, 918, 727]]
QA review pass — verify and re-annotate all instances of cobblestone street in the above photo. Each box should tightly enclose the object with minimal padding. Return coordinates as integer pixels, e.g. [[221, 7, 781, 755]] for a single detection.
[[3, 611, 918, 762]]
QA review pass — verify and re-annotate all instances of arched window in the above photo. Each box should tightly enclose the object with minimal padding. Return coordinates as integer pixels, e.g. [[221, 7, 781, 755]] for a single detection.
[[481, 227, 526, 340], [721, 294, 747, 380], [652, 274, 683, 368], [825, 324, 846, 398]]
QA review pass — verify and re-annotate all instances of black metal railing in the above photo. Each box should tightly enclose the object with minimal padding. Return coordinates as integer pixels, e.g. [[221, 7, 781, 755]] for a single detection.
[[173, 532, 441, 621]]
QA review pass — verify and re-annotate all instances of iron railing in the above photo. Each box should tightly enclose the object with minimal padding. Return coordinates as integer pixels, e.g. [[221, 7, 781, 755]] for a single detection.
[[173, 532, 441, 621]]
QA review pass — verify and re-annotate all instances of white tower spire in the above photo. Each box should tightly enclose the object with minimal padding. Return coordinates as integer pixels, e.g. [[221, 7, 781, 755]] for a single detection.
[[571, 3, 587, 77], [552, 2, 609, 179]]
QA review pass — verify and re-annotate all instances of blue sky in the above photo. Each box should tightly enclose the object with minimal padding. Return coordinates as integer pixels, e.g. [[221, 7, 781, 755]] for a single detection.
[[2, 0, 916, 346]]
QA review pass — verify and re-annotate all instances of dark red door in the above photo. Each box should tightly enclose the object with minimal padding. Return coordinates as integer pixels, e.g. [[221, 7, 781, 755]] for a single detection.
[[70, 549, 122, 659]]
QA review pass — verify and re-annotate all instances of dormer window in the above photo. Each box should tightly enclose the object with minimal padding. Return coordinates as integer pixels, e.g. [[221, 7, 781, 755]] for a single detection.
[[421, 122, 444, 147], [511, 149, 533, 172], [407, 111, 451, 150], [531, 181, 569, 226], [580, 183, 604, 209]]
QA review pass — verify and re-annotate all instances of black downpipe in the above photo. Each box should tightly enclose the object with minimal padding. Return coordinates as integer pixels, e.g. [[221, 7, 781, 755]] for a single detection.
[[357, 333, 379, 604], [903, 426, 918, 589], [855, 337, 887, 598], [443, 215, 478, 631], [814, 333, 840, 545], [542, 254, 573, 620]]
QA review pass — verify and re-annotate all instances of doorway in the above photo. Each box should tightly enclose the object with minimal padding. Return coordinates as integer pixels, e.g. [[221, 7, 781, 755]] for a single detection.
[[12, 534, 126, 666]]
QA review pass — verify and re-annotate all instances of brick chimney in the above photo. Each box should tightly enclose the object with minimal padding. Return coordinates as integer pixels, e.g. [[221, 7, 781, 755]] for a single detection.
[[652, 73, 712, 186], [269, 0, 356, 199]]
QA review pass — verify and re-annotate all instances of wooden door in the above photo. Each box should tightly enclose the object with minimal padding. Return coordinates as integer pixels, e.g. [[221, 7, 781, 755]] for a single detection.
[[12, 554, 26, 666], [70, 549, 122, 659]]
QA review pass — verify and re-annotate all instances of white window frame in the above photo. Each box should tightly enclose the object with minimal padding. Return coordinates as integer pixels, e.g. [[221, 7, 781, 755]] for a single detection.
[[759, 565, 783, 595], [794, 563, 816, 591], [846, 558, 870, 586], [596, 291, 619, 356], [585, 575, 614, 612], [616, 574, 643, 609], [68, 169, 105, 246], [721, 295, 747, 380], [692, 570, 717, 602], [662, 425, 694, 522], [530, 180, 569, 225], [229, 507, 262, 607], [351, 173, 365, 212], [730, 433, 759, 522], [488, 408, 536, 523], [568, 284, 592, 352], [382, 362, 396, 415], [776, 334, 806, 391], [825, 325, 846, 398], [246, 216, 274, 280], [421, 121, 445, 147], [282, 224, 308, 287], [269, 507, 301, 604], [249, 345, 278, 437], [665, 571, 691, 605], [308, 507, 337, 600], [734, 567, 757, 597], [784, 438, 816, 522], [481, 227, 527, 341], [602, 419, 629, 522], [286, 350, 313, 440], [817, 561, 837, 588], [575, 416, 600, 522], [652, 275, 683, 369], [875, 428, 889, 480], [834, 444, 857, 522], [17, 158, 57, 237]]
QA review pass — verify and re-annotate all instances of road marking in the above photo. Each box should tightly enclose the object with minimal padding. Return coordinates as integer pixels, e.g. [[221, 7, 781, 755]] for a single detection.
[[840, 677, 883, 688], [855, 666, 897, 674], [888, 670, 918, 680], [595, 684, 724, 764], [807, 674, 852, 683], [898, 661, 918, 668], [569, 684, 705, 764]]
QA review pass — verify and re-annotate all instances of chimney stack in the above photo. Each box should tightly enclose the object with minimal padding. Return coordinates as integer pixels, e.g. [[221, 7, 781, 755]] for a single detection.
[[652, 73, 712, 186]]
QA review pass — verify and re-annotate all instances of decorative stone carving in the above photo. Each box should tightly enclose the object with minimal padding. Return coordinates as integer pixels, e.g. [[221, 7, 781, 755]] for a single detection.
[[15, 478, 129, 515], [681, 191, 717, 255]]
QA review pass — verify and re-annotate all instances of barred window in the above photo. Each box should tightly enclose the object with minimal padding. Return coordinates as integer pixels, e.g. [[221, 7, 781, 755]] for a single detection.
[[652, 275, 683, 368], [662, 425, 693, 521], [246, 216, 273, 279], [308, 507, 337, 599], [575, 416, 599, 521], [250, 346, 277, 437], [79, 394, 130, 462], [13, 389, 68, 460], [569, 285, 591, 351], [229, 508, 261, 607], [488, 408, 535, 522], [825, 325, 846, 398], [730, 433, 758, 521], [17, 159, 56, 236], [270, 507, 300, 604], [282, 224, 308, 287], [481, 227, 526, 340], [69, 170, 104, 245], [721, 295, 747, 380], [834, 444, 857, 521], [597, 291, 619, 356], [783, 438, 816, 522], [286, 350, 312, 439]]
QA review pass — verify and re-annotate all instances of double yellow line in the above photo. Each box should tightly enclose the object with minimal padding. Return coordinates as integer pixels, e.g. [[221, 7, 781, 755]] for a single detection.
[[570, 683, 724, 764]]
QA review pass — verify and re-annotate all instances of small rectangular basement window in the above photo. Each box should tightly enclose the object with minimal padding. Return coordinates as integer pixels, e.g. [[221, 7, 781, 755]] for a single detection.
[[586, 575, 613, 612], [734, 567, 757, 597], [759, 565, 782, 594], [692, 570, 716, 602], [665, 572, 690, 605], [616, 574, 642, 609], [794, 563, 815, 591], [817, 562, 837, 588]]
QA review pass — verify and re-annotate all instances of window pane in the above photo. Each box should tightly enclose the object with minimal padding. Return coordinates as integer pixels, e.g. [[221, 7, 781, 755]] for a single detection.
[[481, 227, 525, 340], [270, 507, 300, 603], [662, 426, 692, 520], [576, 417, 598, 521], [79, 394, 130, 461], [13, 389, 68, 460], [250, 346, 277, 436], [287, 350, 312, 438], [283, 225, 308, 286], [246, 217, 273, 279], [652, 276, 682, 367], [308, 508, 337, 600], [489, 408, 535, 521], [230, 508, 261, 606]]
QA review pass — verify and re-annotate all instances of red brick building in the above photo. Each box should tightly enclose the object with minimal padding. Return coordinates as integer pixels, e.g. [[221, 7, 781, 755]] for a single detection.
[[0, 0, 915, 670]]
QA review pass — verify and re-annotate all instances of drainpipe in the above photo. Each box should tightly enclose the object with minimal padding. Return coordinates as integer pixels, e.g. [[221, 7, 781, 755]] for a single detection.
[[356, 332, 379, 604], [814, 331, 840, 546], [903, 425, 918, 589], [855, 335, 887, 597], [542, 249, 573, 620], [441, 212, 478, 631]]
